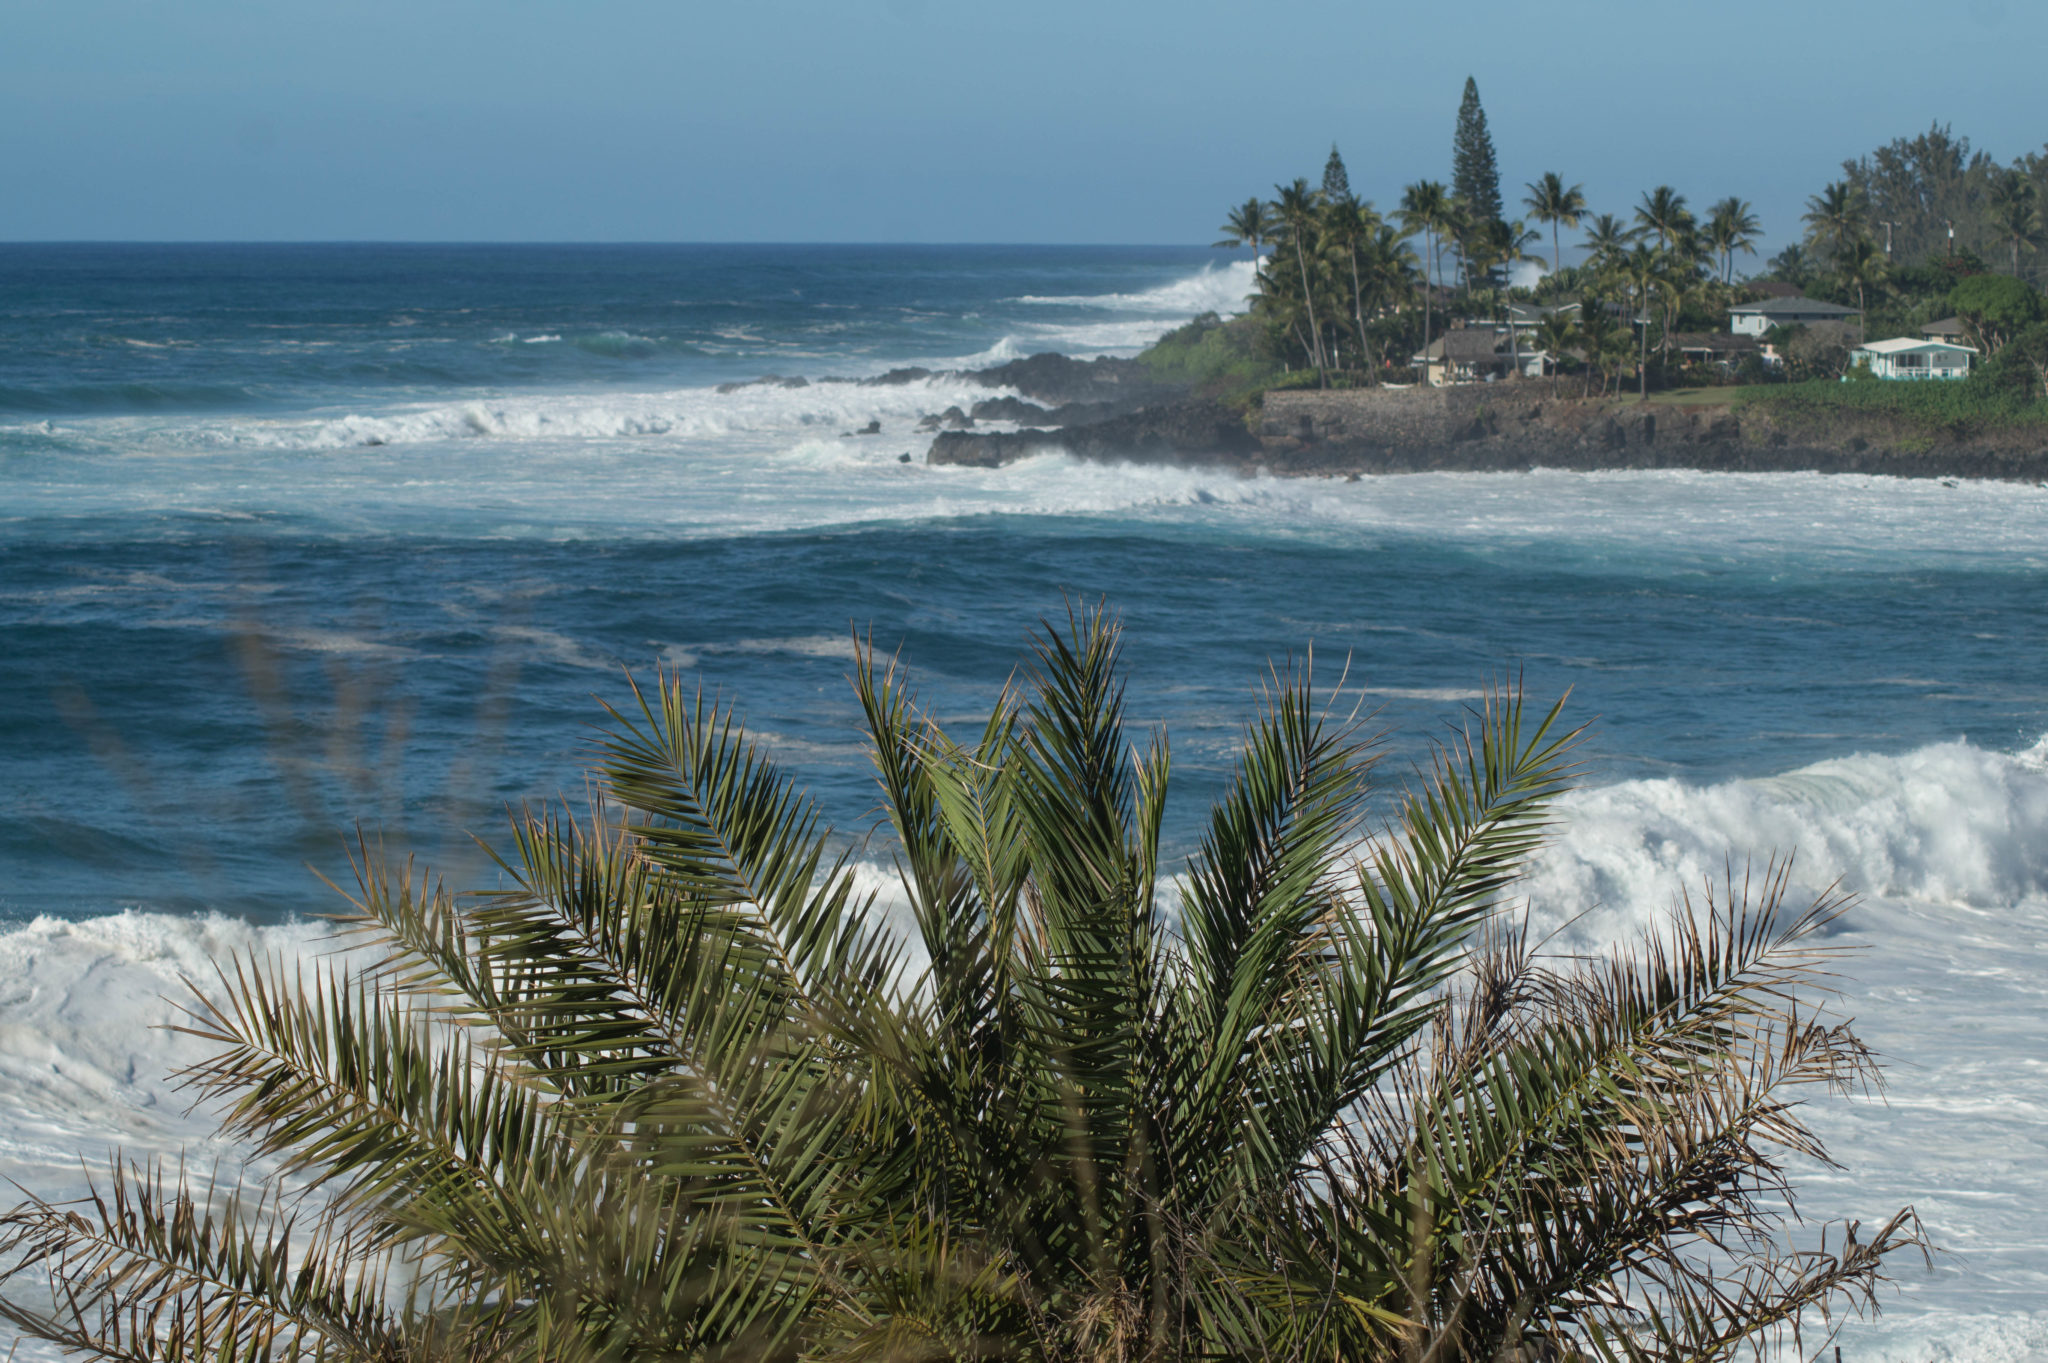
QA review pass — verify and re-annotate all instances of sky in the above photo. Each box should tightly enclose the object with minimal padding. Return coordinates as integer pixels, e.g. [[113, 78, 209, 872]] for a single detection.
[[3, 0, 2045, 255]]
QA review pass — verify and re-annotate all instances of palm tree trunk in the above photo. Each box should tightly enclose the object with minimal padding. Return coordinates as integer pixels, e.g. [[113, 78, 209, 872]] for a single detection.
[[1349, 252, 1367, 379], [1639, 305, 1649, 400], [1293, 241, 1325, 374]]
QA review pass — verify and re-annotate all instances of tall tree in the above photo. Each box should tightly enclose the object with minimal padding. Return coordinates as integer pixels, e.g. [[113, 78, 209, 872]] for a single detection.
[[1398, 179, 1453, 366], [1622, 242, 1664, 398], [1271, 178, 1329, 374], [1323, 195, 1381, 372], [1452, 76, 1504, 228], [1988, 167, 2044, 278], [1214, 197, 1277, 273], [1580, 212, 1635, 276], [1523, 172, 1587, 288], [1803, 180, 1869, 261], [1706, 196, 1763, 283], [1835, 234, 1888, 336], [1634, 185, 1694, 250], [1533, 311, 1579, 394], [1321, 144, 1351, 202]]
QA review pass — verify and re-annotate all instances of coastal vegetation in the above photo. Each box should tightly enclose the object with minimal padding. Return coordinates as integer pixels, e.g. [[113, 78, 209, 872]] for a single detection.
[[1191, 82, 2048, 413], [0, 609, 1924, 1362]]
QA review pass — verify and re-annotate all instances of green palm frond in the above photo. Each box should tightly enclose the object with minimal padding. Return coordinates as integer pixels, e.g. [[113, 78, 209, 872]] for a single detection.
[[1, 606, 1928, 1363], [0, 1161, 420, 1363]]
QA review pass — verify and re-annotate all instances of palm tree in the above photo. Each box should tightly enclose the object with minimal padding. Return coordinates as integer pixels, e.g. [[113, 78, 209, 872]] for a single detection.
[[1272, 178, 1329, 374], [1581, 212, 1635, 269], [1988, 168, 2045, 278], [1706, 196, 1763, 284], [1475, 217, 1545, 378], [1532, 310, 1580, 394], [1523, 172, 1587, 290], [1398, 179, 1453, 369], [0, 608, 1925, 1363], [1622, 242, 1665, 397], [1802, 180, 1868, 262], [1576, 302, 1625, 396], [1634, 184, 1694, 250], [1213, 196, 1276, 276], [1323, 196, 1384, 373], [1836, 234, 1888, 336]]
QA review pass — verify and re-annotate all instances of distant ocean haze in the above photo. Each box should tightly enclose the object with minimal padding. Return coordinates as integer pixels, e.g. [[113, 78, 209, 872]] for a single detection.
[[1, 243, 2047, 1362]]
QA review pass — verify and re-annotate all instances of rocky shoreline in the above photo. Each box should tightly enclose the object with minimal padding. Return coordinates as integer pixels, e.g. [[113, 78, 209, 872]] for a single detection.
[[718, 350, 2048, 484]]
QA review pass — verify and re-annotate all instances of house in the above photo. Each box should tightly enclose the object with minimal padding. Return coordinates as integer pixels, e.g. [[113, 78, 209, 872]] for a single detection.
[[1412, 329, 1519, 386], [1746, 281, 1804, 300], [1504, 301, 1582, 332], [1846, 336, 1977, 380], [1920, 316, 1968, 342], [1666, 333, 1762, 367], [1727, 296, 1863, 336]]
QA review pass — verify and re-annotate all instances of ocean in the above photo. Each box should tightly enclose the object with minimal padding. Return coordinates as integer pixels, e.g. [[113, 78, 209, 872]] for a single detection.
[[2, 243, 2045, 1358]]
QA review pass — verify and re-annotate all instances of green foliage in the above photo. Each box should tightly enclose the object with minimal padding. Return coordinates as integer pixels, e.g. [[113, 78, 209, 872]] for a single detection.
[[1949, 272, 2047, 352], [1451, 76, 1503, 226], [1736, 373, 2048, 431], [0, 609, 1927, 1363], [1135, 313, 1279, 402], [1321, 145, 1350, 202]]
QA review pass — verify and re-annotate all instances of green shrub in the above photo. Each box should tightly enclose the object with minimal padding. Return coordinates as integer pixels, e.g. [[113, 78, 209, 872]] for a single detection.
[[1135, 311, 1279, 401], [1735, 373, 2048, 431]]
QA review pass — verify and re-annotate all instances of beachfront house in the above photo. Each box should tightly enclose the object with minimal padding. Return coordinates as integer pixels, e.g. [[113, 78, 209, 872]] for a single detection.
[[1847, 336, 1977, 380], [1413, 330, 1513, 385], [1727, 296, 1862, 337], [1665, 332, 1763, 373], [1412, 328, 1546, 385]]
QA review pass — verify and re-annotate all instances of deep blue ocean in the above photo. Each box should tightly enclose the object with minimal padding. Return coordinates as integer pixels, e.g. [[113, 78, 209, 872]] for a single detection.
[[3, 245, 2048, 1350]]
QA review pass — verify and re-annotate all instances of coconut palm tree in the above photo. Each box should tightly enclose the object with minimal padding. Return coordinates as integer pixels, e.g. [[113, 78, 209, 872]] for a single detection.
[[1322, 196, 1386, 373], [1581, 212, 1635, 269], [1633, 185, 1694, 251], [1706, 196, 1763, 284], [1214, 196, 1277, 277], [1523, 172, 1587, 290], [1474, 217, 1545, 378], [1271, 178, 1329, 374], [1802, 180, 1869, 262], [1988, 168, 2045, 279], [1835, 234, 1888, 337], [0, 607, 1925, 1363], [1576, 302, 1625, 396], [1532, 310, 1580, 394], [1398, 179, 1453, 368], [1621, 242, 1665, 398]]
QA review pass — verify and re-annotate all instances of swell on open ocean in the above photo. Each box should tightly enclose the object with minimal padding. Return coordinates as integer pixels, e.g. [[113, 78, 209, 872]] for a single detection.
[[2, 244, 2046, 1359]]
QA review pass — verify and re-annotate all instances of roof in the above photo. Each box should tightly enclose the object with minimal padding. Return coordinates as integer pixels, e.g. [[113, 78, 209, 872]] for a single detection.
[[1415, 330, 1510, 363], [1505, 302, 1582, 323], [1852, 337, 1979, 355], [1727, 296, 1862, 317], [1746, 281, 1804, 299], [1667, 332, 1761, 353], [1920, 316, 1966, 336]]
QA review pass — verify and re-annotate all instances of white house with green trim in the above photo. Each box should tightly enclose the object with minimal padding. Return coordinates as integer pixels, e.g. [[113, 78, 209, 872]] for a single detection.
[[1846, 336, 1978, 381]]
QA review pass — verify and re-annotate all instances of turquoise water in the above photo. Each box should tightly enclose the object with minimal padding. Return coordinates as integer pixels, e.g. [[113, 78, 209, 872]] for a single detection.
[[3, 244, 2048, 1357]]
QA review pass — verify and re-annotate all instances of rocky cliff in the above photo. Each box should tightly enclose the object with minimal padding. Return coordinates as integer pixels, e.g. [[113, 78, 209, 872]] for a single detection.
[[925, 383, 2048, 483]]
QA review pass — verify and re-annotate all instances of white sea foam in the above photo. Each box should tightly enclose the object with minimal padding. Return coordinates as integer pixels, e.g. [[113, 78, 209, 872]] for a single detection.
[[1012, 260, 1257, 315], [3, 736, 2046, 1354]]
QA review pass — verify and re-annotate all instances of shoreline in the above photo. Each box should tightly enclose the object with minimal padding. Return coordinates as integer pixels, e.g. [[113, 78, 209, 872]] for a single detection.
[[882, 351, 2048, 484]]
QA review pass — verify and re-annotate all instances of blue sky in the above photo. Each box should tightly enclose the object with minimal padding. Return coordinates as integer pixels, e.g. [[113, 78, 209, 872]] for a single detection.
[[3, 0, 2044, 255]]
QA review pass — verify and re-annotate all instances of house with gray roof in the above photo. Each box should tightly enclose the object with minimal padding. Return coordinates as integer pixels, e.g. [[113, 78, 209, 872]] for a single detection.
[[1727, 296, 1862, 336]]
